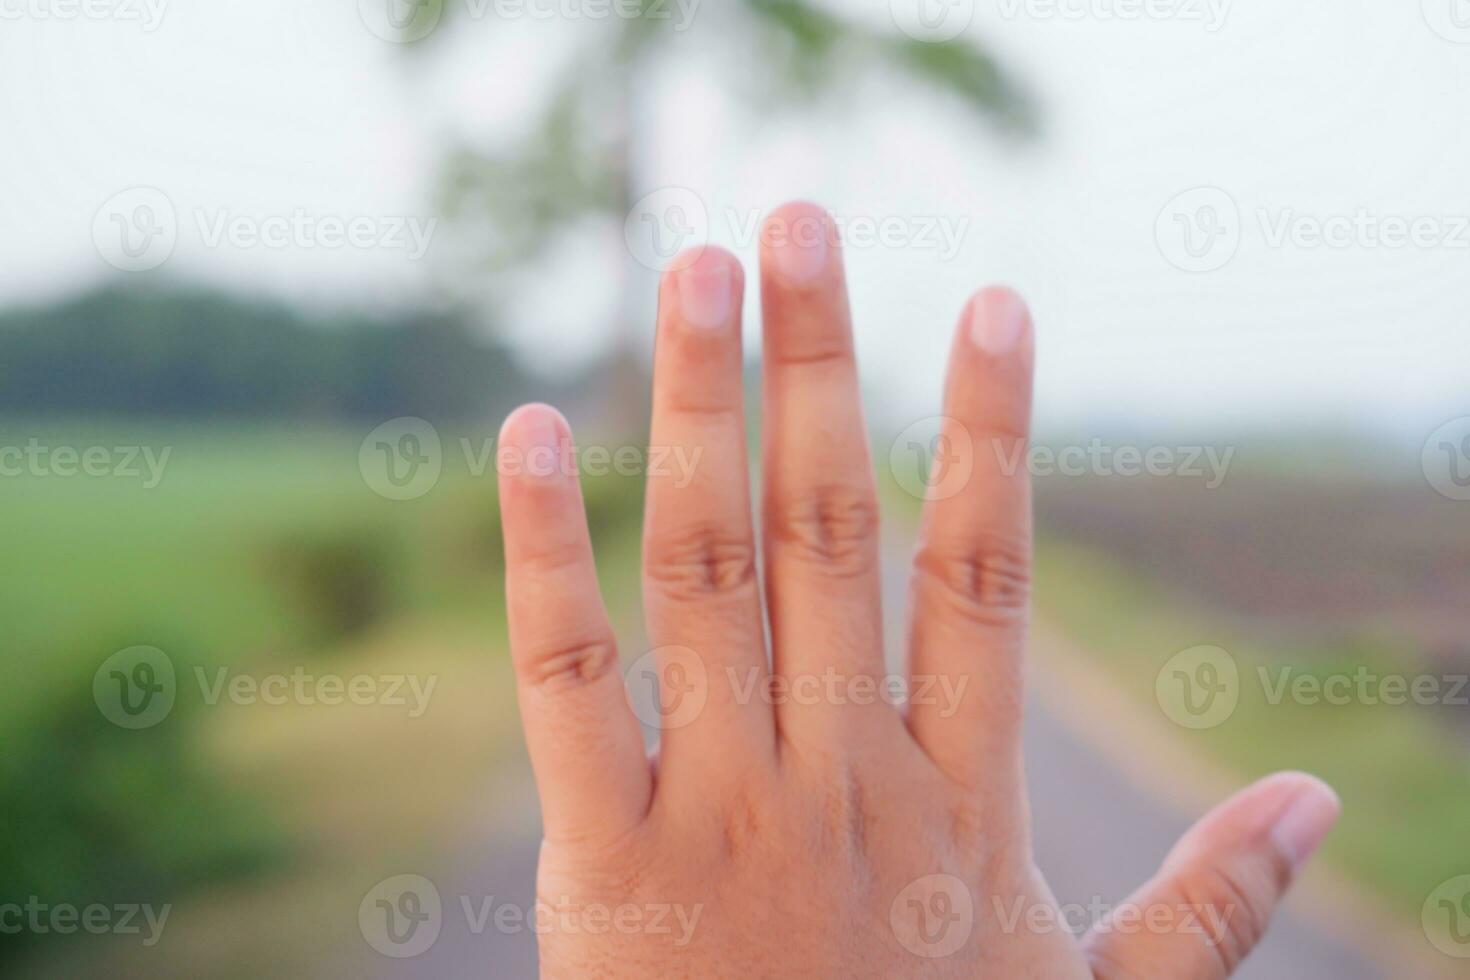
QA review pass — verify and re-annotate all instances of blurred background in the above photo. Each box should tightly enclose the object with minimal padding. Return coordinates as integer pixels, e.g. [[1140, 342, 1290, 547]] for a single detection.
[[2, 1, 1468, 977]]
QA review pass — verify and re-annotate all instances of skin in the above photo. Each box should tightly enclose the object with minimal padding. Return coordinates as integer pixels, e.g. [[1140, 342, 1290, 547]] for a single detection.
[[496, 201, 1342, 978]]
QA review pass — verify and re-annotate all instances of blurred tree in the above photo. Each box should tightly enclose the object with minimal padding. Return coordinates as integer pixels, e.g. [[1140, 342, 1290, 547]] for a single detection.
[[409, 0, 1036, 429], [0, 285, 536, 422]]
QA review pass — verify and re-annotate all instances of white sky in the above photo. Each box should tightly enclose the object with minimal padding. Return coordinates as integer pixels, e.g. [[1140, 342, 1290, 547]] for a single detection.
[[0, 0, 1466, 441]]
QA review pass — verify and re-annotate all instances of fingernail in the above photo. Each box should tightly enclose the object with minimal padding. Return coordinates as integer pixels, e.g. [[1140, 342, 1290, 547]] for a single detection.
[[969, 289, 1029, 355], [518, 408, 565, 480], [677, 261, 733, 330], [770, 210, 830, 284], [1270, 780, 1341, 871]]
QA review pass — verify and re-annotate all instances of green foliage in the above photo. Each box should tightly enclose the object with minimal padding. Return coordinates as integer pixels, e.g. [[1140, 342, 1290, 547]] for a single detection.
[[0, 656, 280, 968], [0, 285, 531, 422], [263, 527, 402, 649], [745, 0, 1035, 129], [431, 0, 1036, 282]]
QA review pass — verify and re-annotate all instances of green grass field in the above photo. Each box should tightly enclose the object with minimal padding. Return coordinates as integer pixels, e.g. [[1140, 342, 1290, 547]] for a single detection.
[[0, 418, 644, 976], [1034, 519, 1470, 926]]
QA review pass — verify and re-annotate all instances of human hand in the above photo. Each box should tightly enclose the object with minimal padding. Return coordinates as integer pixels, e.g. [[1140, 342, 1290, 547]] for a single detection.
[[495, 201, 1340, 978]]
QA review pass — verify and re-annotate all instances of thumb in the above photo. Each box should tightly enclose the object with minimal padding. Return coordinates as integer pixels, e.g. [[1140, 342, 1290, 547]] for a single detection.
[[1084, 771, 1341, 980]]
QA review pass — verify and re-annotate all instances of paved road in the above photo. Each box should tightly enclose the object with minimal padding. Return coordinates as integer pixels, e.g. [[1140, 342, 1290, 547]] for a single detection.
[[354, 554, 1389, 979]]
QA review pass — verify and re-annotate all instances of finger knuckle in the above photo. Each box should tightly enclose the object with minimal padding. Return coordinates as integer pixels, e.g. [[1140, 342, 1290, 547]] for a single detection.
[[520, 636, 620, 690], [769, 484, 879, 576], [718, 777, 775, 863], [645, 524, 758, 598], [916, 535, 1031, 628], [1174, 863, 1272, 973]]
